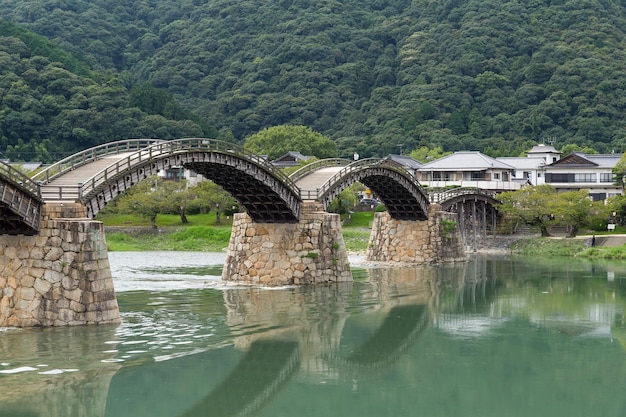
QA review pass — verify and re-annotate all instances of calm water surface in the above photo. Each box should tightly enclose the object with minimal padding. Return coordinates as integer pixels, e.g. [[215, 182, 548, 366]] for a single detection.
[[2, 252, 626, 417]]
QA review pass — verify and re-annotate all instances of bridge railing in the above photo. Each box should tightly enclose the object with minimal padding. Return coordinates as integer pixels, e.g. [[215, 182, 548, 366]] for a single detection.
[[300, 158, 424, 201], [78, 138, 301, 200], [0, 160, 42, 199], [32, 139, 165, 184], [428, 187, 498, 204], [289, 158, 351, 183]]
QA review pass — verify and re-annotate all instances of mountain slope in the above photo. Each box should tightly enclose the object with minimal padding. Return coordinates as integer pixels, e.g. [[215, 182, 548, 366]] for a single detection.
[[0, 19, 212, 162], [1, 0, 626, 157]]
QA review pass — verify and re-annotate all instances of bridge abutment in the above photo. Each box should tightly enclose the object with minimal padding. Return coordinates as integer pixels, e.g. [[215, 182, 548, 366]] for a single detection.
[[223, 202, 352, 285], [0, 203, 120, 327], [366, 204, 466, 264]]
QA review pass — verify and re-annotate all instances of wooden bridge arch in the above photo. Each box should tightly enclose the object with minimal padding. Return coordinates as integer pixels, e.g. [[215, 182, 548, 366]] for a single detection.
[[0, 160, 42, 234], [69, 139, 303, 222], [430, 188, 501, 247], [5, 140, 507, 231], [308, 159, 431, 221]]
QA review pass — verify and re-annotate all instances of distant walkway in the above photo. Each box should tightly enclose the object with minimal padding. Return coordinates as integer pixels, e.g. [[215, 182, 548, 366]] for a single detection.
[[574, 234, 626, 247]]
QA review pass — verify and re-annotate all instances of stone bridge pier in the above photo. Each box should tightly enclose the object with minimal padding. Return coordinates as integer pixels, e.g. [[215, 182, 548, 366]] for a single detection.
[[0, 203, 120, 327], [366, 204, 466, 264], [223, 202, 352, 285]]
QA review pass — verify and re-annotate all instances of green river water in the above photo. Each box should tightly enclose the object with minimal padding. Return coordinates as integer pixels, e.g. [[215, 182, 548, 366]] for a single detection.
[[1, 252, 625, 417]]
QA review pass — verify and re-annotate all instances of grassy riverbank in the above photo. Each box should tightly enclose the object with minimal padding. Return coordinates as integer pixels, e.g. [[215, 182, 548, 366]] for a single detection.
[[100, 210, 626, 259], [511, 236, 626, 259], [100, 212, 373, 252]]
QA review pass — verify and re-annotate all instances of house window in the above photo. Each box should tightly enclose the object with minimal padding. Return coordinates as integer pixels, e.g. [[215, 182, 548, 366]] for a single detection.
[[493, 173, 501, 180], [433, 172, 453, 181], [574, 173, 596, 183], [470, 172, 485, 181], [600, 173, 613, 183], [546, 173, 572, 183], [523, 171, 531, 179], [502, 172, 509, 181]]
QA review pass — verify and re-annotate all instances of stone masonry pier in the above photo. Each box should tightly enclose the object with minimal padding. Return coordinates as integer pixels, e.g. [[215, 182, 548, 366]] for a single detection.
[[366, 204, 466, 264], [0, 203, 120, 327], [223, 202, 352, 285]]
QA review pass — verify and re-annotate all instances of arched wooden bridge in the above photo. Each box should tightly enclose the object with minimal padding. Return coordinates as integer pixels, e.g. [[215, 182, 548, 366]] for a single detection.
[[0, 139, 501, 235]]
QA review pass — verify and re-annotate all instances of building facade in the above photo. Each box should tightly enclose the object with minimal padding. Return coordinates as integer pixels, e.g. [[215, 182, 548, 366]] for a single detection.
[[543, 152, 622, 201], [417, 151, 521, 191]]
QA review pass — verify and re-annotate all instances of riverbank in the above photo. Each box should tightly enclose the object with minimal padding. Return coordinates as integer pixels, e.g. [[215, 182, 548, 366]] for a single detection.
[[104, 225, 372, 253], [102, 211, 375, 252], [101, 212, 626, 259], [502, 234, 626, 259]]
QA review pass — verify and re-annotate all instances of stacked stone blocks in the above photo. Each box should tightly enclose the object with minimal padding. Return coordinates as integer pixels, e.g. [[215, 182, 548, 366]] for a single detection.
[[366, 204, 466, 264], [223, 203, 352, 285], [0, 203, 120, 327]]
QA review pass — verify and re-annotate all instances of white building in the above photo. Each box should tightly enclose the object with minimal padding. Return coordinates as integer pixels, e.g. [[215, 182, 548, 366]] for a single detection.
[[417, 151, 522, 191], [497, 144, 561, 186], [543, 152, 622, 201]]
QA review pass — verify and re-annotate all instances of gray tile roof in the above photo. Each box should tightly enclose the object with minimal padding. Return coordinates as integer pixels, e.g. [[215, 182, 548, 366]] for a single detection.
[[527, 144, 560, 155], [548, 153, 621, 169], [496, 157, 547, 170], [386, 154, 423, 169], [419, 151, 515, 171]]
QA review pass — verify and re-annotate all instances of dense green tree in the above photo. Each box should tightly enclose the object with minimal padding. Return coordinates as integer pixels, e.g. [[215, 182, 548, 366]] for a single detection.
[[3, 0, 626, 158], [187, 181, 238, 224], [244, 125, 338, 159], [549, 190, 604, 238], [559, 144, 599, 156], [114, 176, 175, 229], [0, 26, 214, 161], [497, 185, 558, 237], [408, 146, 451, 163], [498, 185, 609, 237]]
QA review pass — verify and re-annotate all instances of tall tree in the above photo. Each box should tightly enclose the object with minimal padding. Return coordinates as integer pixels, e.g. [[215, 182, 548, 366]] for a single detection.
[[187, 181, 238, 225], [497, 185, 557, 237], [549, 190, 604, 238], [612, 151, 626, 192], [244, 125, 338, 160]]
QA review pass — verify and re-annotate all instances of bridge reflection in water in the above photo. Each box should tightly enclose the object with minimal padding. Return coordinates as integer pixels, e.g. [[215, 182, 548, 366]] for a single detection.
[[102, 265, 470, 417], [179, 340, 300, 417], [3, 257, 625, 416]]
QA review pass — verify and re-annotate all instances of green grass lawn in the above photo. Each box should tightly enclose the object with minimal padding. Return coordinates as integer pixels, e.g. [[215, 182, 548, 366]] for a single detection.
[[96, 212, 226, 227], [510, 236, 626, 259], [101, 211, 375, 252], [100, 211, 626, 258]]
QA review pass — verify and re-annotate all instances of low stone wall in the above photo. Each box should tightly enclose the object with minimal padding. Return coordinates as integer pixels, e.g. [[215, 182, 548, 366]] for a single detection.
[[223, 203, 352, 285], [0, 203, 120, 327], [366, 204, 466, 264]]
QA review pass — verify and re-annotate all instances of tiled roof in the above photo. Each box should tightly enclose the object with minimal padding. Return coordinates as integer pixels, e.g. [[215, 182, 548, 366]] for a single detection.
[[496, 157, 546, 170], [419, 151, 515, 171], [548, 153, 621, 169], [527, 144, 559, 155], [386, 154, 423, 169], [272, 151, 310, 163]]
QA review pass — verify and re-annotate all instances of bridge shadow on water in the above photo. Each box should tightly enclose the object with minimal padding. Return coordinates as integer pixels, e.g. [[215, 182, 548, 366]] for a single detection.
[[337, 304, 429, 370], [102, 291, 439, 417], [178, 340, 300, 417], [0, 262, 494, 417]]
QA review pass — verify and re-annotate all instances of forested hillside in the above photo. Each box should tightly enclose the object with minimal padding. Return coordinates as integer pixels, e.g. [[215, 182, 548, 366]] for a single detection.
[[2, 0, 626, 160], [0, 20, 215, 161]]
